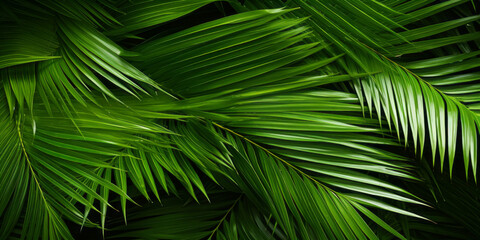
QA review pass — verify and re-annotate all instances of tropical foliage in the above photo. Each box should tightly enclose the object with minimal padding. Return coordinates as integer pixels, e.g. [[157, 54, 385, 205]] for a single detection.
[[1, 0, 480, 239]]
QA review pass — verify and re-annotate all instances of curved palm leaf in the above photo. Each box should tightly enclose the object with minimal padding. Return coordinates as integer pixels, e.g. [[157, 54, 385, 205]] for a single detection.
[[237, 0, 480, 180], [1, 0, 480, 239]]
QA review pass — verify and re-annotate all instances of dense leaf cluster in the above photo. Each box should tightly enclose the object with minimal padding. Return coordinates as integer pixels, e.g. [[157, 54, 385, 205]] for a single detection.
[[1, 0, 480, 239]]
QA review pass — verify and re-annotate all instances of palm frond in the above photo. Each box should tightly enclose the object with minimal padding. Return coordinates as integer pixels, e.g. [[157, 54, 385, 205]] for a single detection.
[[221, 130, 406, 239], [0, 9, 59, 69], [238, 0, 480, 180], [104, 0, 219, 38], [109, 189, 242, 240], [2, 0, 480, 239]]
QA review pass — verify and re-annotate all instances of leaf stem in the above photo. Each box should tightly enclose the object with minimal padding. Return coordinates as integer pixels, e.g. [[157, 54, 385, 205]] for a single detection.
[[212, 122, 336, 193], [359, 41, 439, 90], [207, 194, 242, 240], [17, 120, 52, 212]]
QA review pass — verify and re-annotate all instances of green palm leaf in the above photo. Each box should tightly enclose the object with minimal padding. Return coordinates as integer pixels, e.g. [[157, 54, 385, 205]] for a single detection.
[[2, 0, 480, 239], [238, 0, 480, 180]]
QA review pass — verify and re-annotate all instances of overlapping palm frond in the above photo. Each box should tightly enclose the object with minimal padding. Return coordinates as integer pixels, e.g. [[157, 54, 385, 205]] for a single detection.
[[1, 0, 480, 239], [223, 131, 406, 239], [108, 188, 284, 240], [129, 7, 429, 222], [0, 89, 180, 238], [237, 0, 480, 180], [109, 190, 241, 240], [104, 0, 218, 38], [0, 2, 60, 69]]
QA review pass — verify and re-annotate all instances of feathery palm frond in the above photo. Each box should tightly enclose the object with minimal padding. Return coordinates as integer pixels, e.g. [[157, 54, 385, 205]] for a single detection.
[[1, 0, 480, 239], [237, 0, 480, 180]]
